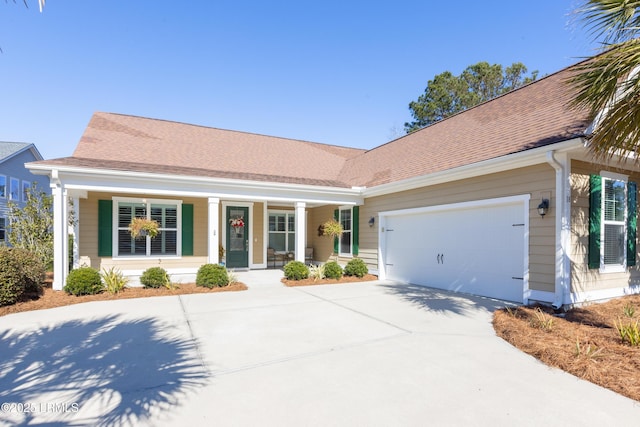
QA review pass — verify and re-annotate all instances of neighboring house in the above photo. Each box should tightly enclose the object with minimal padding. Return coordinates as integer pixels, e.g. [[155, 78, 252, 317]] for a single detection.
[[0, 142, 49, 244], [26, 60, 640, 308]]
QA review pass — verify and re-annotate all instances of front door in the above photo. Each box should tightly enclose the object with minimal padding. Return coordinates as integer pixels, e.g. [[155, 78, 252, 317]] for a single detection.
[[226, 206, 249, 268]]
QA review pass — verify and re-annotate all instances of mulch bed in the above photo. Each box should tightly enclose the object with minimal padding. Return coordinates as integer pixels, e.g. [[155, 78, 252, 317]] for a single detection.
[[282, 274, 378, 287], [0, 282, 248, 317], [493, 295, 640, 402]]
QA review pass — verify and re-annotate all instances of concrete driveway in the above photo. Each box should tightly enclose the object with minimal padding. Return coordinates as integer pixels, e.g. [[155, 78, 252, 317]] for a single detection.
[[1, 270, 639, 426]]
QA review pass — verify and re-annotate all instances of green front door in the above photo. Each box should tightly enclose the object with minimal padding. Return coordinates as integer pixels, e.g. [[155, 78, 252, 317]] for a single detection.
[[226, 206, 249, 268]]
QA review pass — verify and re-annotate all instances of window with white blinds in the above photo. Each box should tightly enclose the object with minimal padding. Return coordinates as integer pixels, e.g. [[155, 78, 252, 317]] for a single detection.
[[602, 177, 626, 267], [117, 200, 179, 257]]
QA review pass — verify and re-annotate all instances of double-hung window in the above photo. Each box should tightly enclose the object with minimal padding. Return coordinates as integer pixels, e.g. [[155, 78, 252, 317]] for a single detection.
[[334, 206, 359, 257], [0, 175, 6, 199], [589, 173, 637, 272], [9, 178, 19, 201], [22, 181, 31, 202], [0, 217, 5, 242], [268, 211, 295, 253], [339, 207, 352, 255], [116, 198, 180, 257]]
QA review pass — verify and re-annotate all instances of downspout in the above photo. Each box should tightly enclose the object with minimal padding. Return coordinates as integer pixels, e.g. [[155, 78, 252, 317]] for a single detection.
[[546, 151, 569, 309]]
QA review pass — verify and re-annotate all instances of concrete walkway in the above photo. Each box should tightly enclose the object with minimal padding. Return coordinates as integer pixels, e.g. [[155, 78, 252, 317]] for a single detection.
[[1, 271, 639, 426]]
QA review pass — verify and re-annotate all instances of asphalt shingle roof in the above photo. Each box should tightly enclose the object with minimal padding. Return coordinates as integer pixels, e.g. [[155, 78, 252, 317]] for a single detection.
[[0, 142, 31, 162], [30, 62, 593, 189]]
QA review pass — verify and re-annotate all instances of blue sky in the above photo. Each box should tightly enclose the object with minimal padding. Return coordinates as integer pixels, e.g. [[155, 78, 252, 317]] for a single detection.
[[0, 1, 596, 160]]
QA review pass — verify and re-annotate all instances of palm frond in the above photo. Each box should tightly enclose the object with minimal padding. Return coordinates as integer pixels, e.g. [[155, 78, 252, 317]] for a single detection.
[[577, 0, 640, 43]]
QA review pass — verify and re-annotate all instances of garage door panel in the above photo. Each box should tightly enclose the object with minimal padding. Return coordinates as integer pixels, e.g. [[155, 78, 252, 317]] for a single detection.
[[383, 200, 526, 303]]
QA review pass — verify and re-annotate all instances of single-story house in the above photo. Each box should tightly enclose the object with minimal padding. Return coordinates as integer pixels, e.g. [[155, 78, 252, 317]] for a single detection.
[[27, 60, 640, 308]]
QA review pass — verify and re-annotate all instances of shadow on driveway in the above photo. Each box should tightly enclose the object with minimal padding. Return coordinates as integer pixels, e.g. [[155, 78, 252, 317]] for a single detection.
[[0, 315, 209, 426], [379, 282, 513, 316]]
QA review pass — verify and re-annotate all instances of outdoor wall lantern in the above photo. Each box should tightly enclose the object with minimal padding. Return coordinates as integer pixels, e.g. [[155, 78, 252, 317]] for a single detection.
[[537, 199, 550, 217], [368, 216, 376, 227]]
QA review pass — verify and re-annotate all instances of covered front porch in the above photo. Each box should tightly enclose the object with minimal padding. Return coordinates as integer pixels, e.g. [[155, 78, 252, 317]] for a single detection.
[[39, 165, 363, 290]]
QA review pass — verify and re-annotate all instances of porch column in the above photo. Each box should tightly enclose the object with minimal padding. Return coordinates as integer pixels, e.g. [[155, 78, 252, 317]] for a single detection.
[[51, 178, 68, 290], [295, 202, 306, 262], [208, 197, 220, 264], [71, 196, 80, 269]]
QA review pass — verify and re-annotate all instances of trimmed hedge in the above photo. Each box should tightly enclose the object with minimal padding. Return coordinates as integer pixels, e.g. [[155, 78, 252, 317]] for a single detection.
[[344, 258, 368, 278], [0, 247, 45, 306], [64, 267, 103, 296], [283, 261, 309, 280], [324, 261, 343, 279], [196, 264, 229, 288], [140, 267, 170, 288]]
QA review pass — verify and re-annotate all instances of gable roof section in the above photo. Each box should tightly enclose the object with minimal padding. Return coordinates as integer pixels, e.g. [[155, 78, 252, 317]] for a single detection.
[[339, 66, 592, 187], [64, 112, 365, 188], [0, 141, 41, 163]]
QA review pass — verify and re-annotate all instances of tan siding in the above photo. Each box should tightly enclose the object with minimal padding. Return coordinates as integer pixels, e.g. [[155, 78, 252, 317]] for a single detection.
[[570, 160, 640, 294], [308, 205, 337, 263], [363, 164, 557, 293], [80, 192, 214, 272]]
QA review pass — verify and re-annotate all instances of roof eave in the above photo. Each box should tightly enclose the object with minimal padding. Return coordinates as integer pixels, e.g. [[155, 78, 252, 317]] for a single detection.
[[26, 161, 364, 206]]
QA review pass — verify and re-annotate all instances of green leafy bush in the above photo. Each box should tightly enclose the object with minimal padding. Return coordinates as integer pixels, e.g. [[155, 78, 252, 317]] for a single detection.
[[0, 247, 45, 306], [283, 261, 309, 280], [140, 267, 171, 289], [324, 261, 343, 279], [101, 267, 129, 294], [64, 267, 103, 296], [196, 264, 229, 288], [344, 258, 368, 278]]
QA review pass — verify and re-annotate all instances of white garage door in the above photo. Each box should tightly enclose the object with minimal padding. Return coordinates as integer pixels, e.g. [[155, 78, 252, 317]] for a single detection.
[[382, 196, 527, 303]]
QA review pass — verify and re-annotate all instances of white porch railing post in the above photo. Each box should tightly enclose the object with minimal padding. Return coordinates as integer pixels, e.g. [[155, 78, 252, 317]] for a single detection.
[[295, 202, 306, 262], [208, 197, 220, 264]]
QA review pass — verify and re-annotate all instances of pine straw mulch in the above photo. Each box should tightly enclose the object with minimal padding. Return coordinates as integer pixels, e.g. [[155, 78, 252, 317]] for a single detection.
[[493, 294, 640, 402], [0, 282, 248, 317], [281, 274, 378, 287]]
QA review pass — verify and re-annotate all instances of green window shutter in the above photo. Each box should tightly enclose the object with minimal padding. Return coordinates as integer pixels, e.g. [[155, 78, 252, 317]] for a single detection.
[[588, 174, 602, 269], [98, 200, 113, 257], [182, 204, 194, 256], [628, 181, 637, 267], [352, 206, 359, 256], [333, 209, 339, 254]]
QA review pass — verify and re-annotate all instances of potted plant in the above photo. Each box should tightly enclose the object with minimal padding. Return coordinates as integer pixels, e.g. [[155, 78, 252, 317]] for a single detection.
[[128, 217, 160, 239]]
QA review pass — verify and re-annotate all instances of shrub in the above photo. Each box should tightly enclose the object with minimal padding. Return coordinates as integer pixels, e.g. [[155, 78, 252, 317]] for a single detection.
[[196, 264, 229, 288], [101, 267, 129, 294], [344, 258, 368, 278], [64, 267, 103, 296], [0, 247, 45, 306], [283, 261, 309, 280], [140, 267, 171, 289], [324, 261, 343, 280]]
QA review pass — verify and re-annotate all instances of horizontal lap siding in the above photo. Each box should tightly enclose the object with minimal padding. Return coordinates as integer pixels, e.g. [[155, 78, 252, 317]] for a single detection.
[[80, 192, 209, 271], [362, 164, 556, 293], [308, 205, 338, 263], [571, 160, 640, 293]]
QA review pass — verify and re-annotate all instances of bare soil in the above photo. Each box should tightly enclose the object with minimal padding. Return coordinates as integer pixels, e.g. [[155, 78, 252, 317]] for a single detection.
[[493, 295, 640, 402], [0, 282, 247, 317]]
